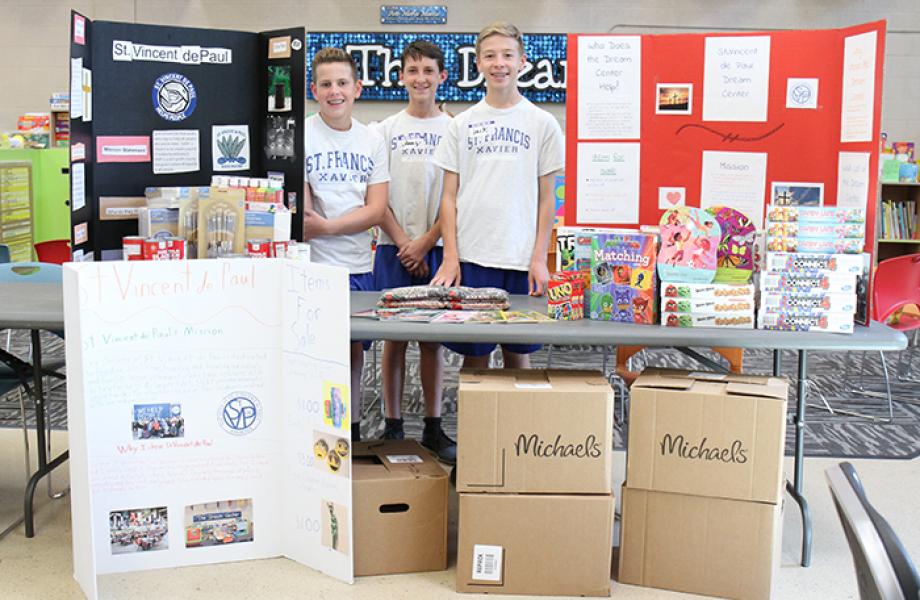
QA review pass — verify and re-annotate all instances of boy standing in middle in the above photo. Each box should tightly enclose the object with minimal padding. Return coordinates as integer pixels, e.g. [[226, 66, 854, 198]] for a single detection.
[[372, 40, 455, 463]]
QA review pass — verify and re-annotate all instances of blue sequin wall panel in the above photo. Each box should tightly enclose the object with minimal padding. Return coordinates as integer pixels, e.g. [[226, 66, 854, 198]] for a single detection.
[[307, 32, 567, 103]]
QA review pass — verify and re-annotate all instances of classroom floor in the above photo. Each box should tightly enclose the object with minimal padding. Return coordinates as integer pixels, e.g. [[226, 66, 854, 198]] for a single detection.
[[1, 428, 918, 600]]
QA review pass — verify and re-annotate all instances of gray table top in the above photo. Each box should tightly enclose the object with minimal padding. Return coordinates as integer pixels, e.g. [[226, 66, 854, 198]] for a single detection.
[[0, 283, 907, 352], [351, 292, 908, 352]]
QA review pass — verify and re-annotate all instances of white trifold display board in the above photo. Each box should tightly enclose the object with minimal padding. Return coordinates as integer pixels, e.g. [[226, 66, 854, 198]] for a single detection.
[[63, 259, 353, 599]]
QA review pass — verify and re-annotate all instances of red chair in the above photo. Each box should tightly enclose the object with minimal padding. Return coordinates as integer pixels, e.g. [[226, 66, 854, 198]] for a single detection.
[[33, 239, 71, 265], [847, 254, 920, 421]]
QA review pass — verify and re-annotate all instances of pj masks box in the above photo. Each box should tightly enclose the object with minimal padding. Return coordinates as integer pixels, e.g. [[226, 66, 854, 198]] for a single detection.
[[589, 232, 657, 324]]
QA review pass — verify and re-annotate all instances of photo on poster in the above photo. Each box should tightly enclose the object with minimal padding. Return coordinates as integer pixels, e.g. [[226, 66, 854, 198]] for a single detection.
[[322, 381, 349, 430], [132, 402, 184, 440], [268, 65, 292, 112], [320, 500, 350, 556], [268, 35, 292, 59], [771, 182, 824, 206], [312, 430, 351, 477], [786, 78, 818, 109], [265, 115, 296, 161], [184, 498, 254, 548], [212, 125, 250, 172], [109, 506, 168, 555], [656, 84, 692, 115]]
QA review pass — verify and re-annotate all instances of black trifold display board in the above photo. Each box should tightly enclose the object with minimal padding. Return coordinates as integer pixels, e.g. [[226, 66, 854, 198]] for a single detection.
[[69, 12, 305, 260]]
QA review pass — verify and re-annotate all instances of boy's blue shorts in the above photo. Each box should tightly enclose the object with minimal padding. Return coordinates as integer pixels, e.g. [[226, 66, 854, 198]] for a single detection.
[[442, 262, 541, 357], [374, 244, 444, 290], [350, 272, 375, 351]]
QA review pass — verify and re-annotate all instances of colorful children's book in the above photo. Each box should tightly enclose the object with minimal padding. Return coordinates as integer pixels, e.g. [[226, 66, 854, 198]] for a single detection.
[[707, 206, 755, 284], [657, 207, 721, 283], [589, 232, 657, 324]]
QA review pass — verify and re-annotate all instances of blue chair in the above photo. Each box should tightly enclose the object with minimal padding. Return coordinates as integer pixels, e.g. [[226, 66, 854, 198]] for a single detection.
[[826, 462, 920, 600], [0, 243, 10, 263]]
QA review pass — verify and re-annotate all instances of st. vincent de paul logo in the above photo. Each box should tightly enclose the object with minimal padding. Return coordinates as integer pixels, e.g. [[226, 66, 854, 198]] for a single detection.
[[152, 73, 197, 121], [218, 391, 262, 436]]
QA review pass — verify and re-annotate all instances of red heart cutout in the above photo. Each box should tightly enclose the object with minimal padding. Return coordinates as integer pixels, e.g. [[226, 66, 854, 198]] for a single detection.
[[666, 191, 681, 205]]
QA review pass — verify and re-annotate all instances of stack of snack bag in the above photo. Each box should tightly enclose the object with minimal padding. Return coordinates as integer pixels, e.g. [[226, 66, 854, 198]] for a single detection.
[[759, 205, 867, 334], [657, 206, 756, 329]]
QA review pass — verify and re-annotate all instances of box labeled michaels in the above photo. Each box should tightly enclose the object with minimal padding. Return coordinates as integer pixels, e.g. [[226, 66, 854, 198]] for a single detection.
[[457, 370, 613, 494], [628, 368, 788, 504]]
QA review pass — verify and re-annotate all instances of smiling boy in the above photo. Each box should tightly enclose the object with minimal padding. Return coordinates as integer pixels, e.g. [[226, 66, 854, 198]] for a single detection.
[[371, 40, 455, 462], [431, 22, 564, 369], [303, 47, 389, 441]]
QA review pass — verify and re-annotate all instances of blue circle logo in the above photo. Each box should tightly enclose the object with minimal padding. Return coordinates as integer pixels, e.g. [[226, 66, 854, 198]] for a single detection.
[[152, 73, 197, 121], [218, 392, 262, 436], [791, 84, 812, 106]]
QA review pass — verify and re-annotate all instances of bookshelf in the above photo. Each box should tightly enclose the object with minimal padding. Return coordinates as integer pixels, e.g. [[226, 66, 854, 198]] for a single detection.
[[877, 181, 920, 262]]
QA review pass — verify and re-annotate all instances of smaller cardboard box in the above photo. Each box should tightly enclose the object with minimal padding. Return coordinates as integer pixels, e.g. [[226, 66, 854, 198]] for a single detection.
[[457, 493, 613, 597], [457, 369, 613, 494], [618, 485, 782, 600], [628, 368, 787, 504], [352, 440, 448, 576]]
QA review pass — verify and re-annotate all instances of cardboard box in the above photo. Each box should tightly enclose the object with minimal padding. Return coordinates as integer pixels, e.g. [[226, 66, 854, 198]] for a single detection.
[[137, 207, 179, 239], [245, 209, 292, 242], [457, 493, 613, 597], [760, 271, 857, 294], [618, 486, 782, 600], [457, 369, 613, 494], [628, 369, 787, 504], [660, 296, 755, 314], [760, 290, 857, 314], [758, 311, 855, 334], [660, 282, 755, 300], [660, 311, 754, 329], [352, 440, 448, 576]]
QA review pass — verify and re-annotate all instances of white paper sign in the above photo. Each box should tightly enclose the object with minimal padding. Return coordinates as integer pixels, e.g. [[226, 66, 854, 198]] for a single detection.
[[576, 142, 640, 224], [71, 162, 86, 211], [837, 151, 871, 208], [841, 30, 877, 143], [63, 260, 353, 600], [703, 36, 771, 122], [112, 40, 233, 65], [577, 36, 641, 139], [71, 142, 86, 162], [786, 78, 819, 109], [153, 130, 200, 174], [70, 58, 84, 119], [212, 125, 250, 172], [700, 151, 768, 227]]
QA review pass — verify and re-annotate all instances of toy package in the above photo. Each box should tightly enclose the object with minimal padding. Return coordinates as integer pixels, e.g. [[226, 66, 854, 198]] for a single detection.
[[660, 282, 755, 301], [589, 232, 657, 323], [766, 222, 865, 239], [657, 207, 721, 283], [764, 252, 866, 274], [765, 205, 866, 224], [662, 312, 754, 329], [547, 271, 587, 320], [660, 296, 755, 314], [760, 271, 857, 293], [765, 237, 864, 254], [706, 206, 755, 284], [556, 226, 627, 272], [760, 291, 857, 314], [758, 312, 855, 334]]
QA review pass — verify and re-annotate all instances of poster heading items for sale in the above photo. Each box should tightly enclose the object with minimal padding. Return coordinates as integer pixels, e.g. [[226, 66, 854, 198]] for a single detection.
[[153, 73, 198, 121], [657, 207, 721, 283], [589, 231, 657, 324], [706, 206, 755, 284], [113, 40, 233, 65]]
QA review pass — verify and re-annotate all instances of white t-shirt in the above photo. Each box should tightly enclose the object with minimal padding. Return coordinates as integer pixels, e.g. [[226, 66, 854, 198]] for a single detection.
[[304, 114, 389, 273], [432, 98, 564, 271], [372, 109, 450, 247]]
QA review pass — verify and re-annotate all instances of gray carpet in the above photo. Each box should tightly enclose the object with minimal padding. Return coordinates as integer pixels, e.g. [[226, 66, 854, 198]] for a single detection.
[[3, 330, 919, 459]]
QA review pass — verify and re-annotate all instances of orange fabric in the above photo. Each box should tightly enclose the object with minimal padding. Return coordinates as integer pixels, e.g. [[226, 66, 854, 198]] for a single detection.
[[616, 345, 744, 386]]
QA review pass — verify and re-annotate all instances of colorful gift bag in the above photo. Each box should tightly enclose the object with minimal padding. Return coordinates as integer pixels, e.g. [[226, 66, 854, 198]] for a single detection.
[[657, 207, 721, 283], [707, 206, 755, 284]]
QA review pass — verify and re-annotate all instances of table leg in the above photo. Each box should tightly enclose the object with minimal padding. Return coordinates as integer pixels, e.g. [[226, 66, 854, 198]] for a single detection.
[[23, 329, 69, 538], [773, 349, 781, 377], [786, 349, 812, 568]]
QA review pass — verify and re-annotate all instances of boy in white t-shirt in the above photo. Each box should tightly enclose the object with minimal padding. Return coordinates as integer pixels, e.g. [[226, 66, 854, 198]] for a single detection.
[[303, 47, 390, 441], [431, 22, 564, 368], [372, 40, 455, 462]]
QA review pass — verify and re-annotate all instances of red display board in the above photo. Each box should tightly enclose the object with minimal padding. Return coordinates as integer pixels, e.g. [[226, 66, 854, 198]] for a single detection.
[[564, 21, 886, 260]]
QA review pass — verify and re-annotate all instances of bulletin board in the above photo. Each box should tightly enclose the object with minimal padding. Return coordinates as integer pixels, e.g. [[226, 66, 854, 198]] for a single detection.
[[564, 20, 886, 256], [64, 259, 353, 599], [69, 12, 306, 261]]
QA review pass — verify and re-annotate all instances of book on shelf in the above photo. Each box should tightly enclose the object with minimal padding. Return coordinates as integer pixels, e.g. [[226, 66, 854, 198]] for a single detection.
[[880, 199, 918, 240]]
